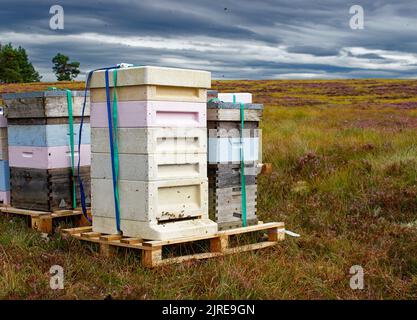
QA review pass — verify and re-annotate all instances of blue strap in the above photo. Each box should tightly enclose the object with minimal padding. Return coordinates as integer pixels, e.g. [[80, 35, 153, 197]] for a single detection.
[[104, 69, 121, 233], [77, 66, 120, 223]]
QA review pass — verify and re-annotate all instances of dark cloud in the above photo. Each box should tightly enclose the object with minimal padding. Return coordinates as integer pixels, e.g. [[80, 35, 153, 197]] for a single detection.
[[1, 0, 416, 80]]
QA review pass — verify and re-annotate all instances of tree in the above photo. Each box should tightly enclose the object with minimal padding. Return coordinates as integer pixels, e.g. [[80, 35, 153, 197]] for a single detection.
[[0, 43, 41, 83], [52, 53, 80, 81]]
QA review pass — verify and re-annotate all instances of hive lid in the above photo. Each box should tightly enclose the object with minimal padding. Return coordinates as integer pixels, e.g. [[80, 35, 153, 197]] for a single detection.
[[218, 92, 252, 103], [89, 66, 211, 89], [207, 100, 263, 110]]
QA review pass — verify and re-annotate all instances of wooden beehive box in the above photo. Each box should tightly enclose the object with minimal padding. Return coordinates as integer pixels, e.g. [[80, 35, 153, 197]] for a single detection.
[[10, 166, 91, 212], [206, 92, 263, 229], [2, 90, 91, 212]]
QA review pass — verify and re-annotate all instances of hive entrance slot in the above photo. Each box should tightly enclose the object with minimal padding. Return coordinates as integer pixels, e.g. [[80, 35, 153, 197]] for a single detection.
[[157, 216, 200, 225]]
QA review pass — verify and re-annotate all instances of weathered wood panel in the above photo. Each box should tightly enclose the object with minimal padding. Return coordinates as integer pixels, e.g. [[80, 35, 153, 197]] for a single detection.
[[214, 218, 259, 230], [207, 109, 263, 122], [3, 93, 90, 119], [8, 124, 90, 147], [207, 162, 259, 229], [7, 117, 89, 125], [0, 113, 7, 128], [0, 128, 8, 160], [207, 121, 259, 137], [207, 100, 262, 110], [208, 163, 257, 188], [10, 166, 91, 211], [208, 184, 258, 229]]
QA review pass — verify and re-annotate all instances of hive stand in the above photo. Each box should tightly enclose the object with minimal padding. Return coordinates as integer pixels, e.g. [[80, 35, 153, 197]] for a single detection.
[[0, 206, 91, 233], [62, 221, 285, 268]]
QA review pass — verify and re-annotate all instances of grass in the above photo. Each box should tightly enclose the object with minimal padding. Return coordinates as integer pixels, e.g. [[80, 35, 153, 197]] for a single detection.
[[1, 79, 417, 299]]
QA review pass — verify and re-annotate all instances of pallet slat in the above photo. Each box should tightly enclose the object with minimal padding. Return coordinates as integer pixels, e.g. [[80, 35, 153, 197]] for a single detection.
[[62, 226, 93, 235]]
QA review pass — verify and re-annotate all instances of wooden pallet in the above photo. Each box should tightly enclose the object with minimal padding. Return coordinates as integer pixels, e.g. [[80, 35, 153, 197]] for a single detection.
[[61, 221, 285, 268], [0, 206, 91, 233]]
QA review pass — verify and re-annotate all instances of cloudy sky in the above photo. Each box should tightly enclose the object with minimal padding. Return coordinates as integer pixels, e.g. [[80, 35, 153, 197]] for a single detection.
[[1, 0, 417, 81]]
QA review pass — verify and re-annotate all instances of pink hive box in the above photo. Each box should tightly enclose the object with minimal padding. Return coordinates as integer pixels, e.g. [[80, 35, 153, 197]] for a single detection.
[[90, 101, 206, 128], [8, 145, 91, 169]]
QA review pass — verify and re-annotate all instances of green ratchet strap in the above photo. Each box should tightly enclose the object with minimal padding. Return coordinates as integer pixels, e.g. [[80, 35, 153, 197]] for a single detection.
[[233, 95, 247, 227], [66, 90, 76, 209], [47, 87, 76, 209], [240, 102, 247, 227], [112, 69, 121, 222], [212, 94, 248, 227]]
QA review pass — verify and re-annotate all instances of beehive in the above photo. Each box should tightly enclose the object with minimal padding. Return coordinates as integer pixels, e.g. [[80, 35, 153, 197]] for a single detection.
[[207, 91, 263, 229], [89, 66, 217, 240], [0, 107, 9, 204], [2, 91, 91, 211]]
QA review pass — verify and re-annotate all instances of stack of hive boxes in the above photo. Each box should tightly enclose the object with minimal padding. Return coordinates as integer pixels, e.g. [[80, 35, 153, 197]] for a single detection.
[[2, 91, 91, 211], [0, 106, 9, 205], [207, 91, 263, 229], [89, 66, 218, 240]]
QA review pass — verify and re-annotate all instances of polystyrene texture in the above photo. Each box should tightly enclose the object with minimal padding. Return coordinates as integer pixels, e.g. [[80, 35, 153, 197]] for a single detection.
[[91, 127, 207, 154], [89, 66, 211, 89], [92, 152, 207, 181], [91, 178, 208, 222], [92, 216, 218, 240], [91, 85, 207, 103], [90, 101, 206, 128]]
